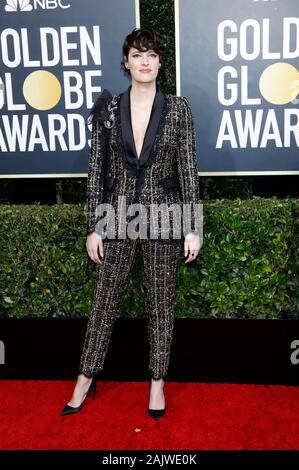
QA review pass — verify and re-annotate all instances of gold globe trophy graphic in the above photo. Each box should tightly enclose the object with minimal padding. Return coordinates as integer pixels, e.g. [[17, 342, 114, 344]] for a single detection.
[[259, 62, 299, 105], [23, 71, 62, 110]]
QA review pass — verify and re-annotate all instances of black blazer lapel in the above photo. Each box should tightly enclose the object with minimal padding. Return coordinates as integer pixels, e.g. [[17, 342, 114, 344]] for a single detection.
[[120, 84, 165, 173]]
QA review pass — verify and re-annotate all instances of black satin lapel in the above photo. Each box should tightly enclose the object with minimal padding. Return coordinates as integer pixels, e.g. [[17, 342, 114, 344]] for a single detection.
[[120, 85, 138, 169], [139, 88, 164, 167], [120, 84, 165, 170]]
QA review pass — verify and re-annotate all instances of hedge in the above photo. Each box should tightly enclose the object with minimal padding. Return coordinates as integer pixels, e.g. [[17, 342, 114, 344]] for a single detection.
[[0, 197, 298, 319]]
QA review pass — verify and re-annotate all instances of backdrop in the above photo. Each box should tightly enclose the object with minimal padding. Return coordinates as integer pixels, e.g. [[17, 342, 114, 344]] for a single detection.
[[176, 0, 299, 175], [0, 0, 139, 177]]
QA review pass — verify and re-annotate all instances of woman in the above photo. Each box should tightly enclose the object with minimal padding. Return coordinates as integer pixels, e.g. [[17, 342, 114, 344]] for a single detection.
[[60, 27, 201, 419]]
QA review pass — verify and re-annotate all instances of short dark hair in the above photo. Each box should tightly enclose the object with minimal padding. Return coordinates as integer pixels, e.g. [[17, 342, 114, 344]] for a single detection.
[[120, 27, 166, 76]]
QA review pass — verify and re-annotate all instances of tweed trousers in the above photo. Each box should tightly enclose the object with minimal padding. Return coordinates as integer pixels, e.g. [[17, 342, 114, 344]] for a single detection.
[[79, 237, 182, 379]]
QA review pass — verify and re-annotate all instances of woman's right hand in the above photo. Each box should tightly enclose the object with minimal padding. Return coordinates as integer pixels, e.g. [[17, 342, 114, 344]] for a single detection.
[[86, 232, 104, 265]]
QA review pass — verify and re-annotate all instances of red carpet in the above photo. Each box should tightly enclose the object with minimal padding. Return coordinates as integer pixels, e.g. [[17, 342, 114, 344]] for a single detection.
[[0, 381, 299, 450]]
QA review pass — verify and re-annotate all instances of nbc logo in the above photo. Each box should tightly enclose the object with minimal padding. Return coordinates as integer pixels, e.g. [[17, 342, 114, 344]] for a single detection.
[[4, 0, 71, 11], [4, 0, 32, 11]]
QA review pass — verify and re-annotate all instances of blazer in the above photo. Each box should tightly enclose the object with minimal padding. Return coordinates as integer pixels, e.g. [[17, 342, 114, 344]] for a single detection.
[[85, 83, 200, 242]]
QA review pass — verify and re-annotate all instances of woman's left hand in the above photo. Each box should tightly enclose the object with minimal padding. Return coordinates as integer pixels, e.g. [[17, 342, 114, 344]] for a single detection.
[[184, 232, 201, 263]]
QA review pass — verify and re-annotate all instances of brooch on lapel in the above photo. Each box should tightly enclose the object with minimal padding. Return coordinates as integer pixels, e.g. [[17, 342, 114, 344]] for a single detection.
[[104, 95, 118, 129], [86, 89, 119, 128]]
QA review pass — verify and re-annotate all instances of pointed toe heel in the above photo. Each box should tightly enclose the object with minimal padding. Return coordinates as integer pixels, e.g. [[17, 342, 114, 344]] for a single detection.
[[60, 403, 82, 416], [60, 376, 97, 416]]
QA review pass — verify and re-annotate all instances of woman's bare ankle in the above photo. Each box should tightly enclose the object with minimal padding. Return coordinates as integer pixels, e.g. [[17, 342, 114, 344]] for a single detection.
[[151, 377, 164, 384], [77, 373, 93, 386]]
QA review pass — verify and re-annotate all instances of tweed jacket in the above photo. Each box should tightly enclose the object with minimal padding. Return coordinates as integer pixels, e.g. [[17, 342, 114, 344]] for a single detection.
[[85, 84, 200, 242]]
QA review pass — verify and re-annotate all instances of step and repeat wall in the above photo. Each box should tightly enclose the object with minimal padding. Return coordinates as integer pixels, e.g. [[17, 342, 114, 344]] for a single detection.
[[0, 0, 139, 177], [175, 0, 299, 175], [1, 0, 298, 177]]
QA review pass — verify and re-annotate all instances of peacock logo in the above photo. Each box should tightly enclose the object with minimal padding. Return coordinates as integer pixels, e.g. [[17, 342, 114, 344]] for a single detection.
[[4, 0, 33, 12], [3, 0, 71, 11]]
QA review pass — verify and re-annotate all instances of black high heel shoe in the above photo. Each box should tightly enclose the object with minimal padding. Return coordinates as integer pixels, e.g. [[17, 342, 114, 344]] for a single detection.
[[148, 377, 166, 420], [60, 376, 97, 416]]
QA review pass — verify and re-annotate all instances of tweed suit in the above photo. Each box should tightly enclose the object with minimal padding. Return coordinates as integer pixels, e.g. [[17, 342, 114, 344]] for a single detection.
[[79, 83, 200, 379]]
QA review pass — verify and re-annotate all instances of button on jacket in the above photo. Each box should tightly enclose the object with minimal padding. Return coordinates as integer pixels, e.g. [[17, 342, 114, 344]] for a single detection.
[[85, 84, 200, 242]]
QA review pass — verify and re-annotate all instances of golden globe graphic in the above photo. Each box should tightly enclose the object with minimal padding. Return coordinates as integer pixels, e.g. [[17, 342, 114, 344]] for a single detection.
[[259, 62, 299, 105], [0, 18, 103, 154], [23, 71, 62, 110]]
